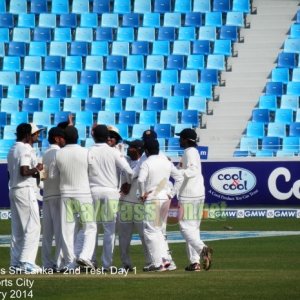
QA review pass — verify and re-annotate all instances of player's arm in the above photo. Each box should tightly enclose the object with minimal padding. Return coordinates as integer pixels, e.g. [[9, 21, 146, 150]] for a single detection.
[[20, 149, 43, 177], [137, 162, 149, 202], [115, 153, 133, 183], [170, 164, 184, 197], [181, 151, 200, 179]]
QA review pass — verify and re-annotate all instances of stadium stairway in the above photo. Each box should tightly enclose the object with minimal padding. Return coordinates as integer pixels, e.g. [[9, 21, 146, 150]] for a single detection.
[[198, 0, 299, 159]]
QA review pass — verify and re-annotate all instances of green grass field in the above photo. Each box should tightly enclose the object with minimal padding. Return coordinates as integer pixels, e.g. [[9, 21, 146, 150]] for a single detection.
[[1, 218, 300, 300]]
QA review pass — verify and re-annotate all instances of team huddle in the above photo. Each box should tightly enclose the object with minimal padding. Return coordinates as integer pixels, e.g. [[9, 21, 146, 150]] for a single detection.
[[7, 121, 212, 274]]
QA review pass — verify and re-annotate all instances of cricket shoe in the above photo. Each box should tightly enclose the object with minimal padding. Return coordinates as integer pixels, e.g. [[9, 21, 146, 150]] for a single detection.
[[60, 262, 79, 272], [19, 262, 42, 274], [201, 246, 213, 271], [76, 258, 95, 270], [144, 264, 167, 272], [185, 263, 201, 272], [166, 260, 177, 271], [119, 265, 134, 272]]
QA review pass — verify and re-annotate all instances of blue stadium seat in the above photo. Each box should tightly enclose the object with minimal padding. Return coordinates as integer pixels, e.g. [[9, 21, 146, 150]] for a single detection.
[[19, 71, 38, 85], [119, 111, 137, 125], [23, 56, 42, 72], [220, 25, 239, 42], [22, 98, 40, 113], [33, 112, 52, 126], [122, 13, 140, 27], [0, 28, 9, 42], [185, 12, 202, 27], [282, 136, 300, 152], [0, 1, 5, 13], [113, 84, 132, 98], [200, 69, 219, 85], [158, 27, 176, 41], [277, 52, 297, 68], [194, 82, 213, 99], [258, 95, 278, 111], [163, 12, 181, 28], [246, 121, 265, 138], [54, 111, 71, 125], [267, 122, 286, 138], [114, 0, 131, 13], [167, 137, 181, 153], [49, 85, 67, 98], [146, 97, 164, 111], [75, 111, 93, 126], [63, 98, 82, 112], [72, 0, 90, 14], [274, 108, 293, 124], [289, 24, 300, 38], [161, 70, 178, 84], [104, 97, 123, 112], [292, 68, 300, 82], [213, 39, 232, 56], [75, 28, 93, 43], [84, 137, 94, 147], [31, 0, 47, 14], [239, 136, 258, 152], [143, 12, 161, 27], [7, 85, 25, 99], [0, 98, 19, 112], [59, 13, 77, 28], [205, 11, 223, 27], [0, 13, 14, 28], [0, 112, 7, 126], [289, 122, 300, 137], [3, 57, 21, 72], [226, 11, 245, 27], [97, 111, 116, 124], [193, 40, 211, 55], [125, 55, 144, 71], [70, 42, 89, 57], [59, 71, 78, 85], [65, 56, 83, 71], [10, 111, 29, 125], [146, 55, 165, 71], [112, 41, 130, 56], [91, 41, 109, 56], [271, 67, 290, 83], [174, 83, 192, 97], [39, 13, 56, 28], [232, 0, 251, 13], [140, 70, 158, 84], [152, 41, 170, 55], [199, 26, 216, 41], [153, 83, 172, 97], [3, 125, 18, 140], [33, 27, 51, 42], [29, 41, 47, 56], [265, 82, 284, 96], [160, 110, 179, 124], [181, 109, 199, 126], [93, 0, 110, 13], [76, 124, 88, 140], [251, 108, 270, 123], [175, 0, 192, 12], [49, 42, 68, 57], [100, 70, 118, 85], [134, 0, 151, 13], [106, 55, 125, 70], [137, 27, 156, 42], [116, 28, 134, 42], [194, 0, 211, 12], [139, 110, 158, 124], [154, 124, 172, 138], [186, 54, 205, 70], [95, 27, 114, 41], [92, 84, 111, 98], [80, 13, 98, 28], [54, 28, 72, 42], [287, 82, 300, 95], [131, 41, 150, 55], [12, 28, 31, 43], [261, 136, 281, 152], [52, 0, 69, 14], [188, 96, 207, 113], [71, 84, 89, 98], [120, 71, 138, 84], [180, 70, 199, 83], [84, 98, 102, 112], [29, 84, 47, 98], [39, 71, 57, 85], [284, 38, 300, 54], [8, 42, 26, 57], [166, 55, 185, 70], [280, 95, 299, 111], [154, 0, 171, 13], [173, 41, 191, 55], [101, 13, 119, 28], [213, 0, 231, 12], [80, 71, 99, 85], [134, 83, 153, 97], [178, 27, 196, 41], [18, 13, 36, 28], [132, 124, 151, 139], [125, 97, 144, 111], [0, 72, 16, 85], [42, 98, 61, 113]]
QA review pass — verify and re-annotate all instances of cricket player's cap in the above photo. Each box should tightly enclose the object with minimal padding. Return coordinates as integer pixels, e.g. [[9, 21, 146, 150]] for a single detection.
[[93, 124, 109, 139], [175, 128, 197, 142], [107, 125, 122, 141], [48, 127, 65, 139], [142, 129, 157, 141], [30, 123, 44, 135], [125, 139, 144, 149], [144, 139, 159, 152]]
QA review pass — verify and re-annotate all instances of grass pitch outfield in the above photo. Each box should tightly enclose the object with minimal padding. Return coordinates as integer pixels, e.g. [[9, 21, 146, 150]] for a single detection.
[[0, 218, 300, 300]]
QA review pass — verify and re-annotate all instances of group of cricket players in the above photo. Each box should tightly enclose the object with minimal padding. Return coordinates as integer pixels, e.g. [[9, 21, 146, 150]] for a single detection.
[[7, 120, 212, 274]]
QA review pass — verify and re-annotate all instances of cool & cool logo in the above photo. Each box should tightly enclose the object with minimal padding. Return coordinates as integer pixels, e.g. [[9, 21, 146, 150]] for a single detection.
[[210, 167, 256, 196]]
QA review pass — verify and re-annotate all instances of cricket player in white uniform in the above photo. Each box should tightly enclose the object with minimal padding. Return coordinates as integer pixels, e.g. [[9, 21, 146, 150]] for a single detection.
[[118, 140, 151, 271], [41, 127, 66, 271], [7, 123, 44, 273], [176, 128, 213, 271], [53, 126, 97, 270], [88, 125, 133, 270], [138, 139, 183, 271]]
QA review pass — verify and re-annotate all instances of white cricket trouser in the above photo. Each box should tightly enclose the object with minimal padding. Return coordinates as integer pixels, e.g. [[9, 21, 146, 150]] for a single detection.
[[160, 199, 173, 262], [41, 197, 63, 268], [60, 196, 97, 265], [93, 189, 119, 269], [9, 187, 41, 266], [118, 201, 151, 267], [178, 197, 206, 264], [143, 197, 170, 268]]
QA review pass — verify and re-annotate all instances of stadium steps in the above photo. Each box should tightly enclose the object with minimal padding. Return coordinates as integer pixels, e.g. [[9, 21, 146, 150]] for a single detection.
[[199, 0, 299, 159]]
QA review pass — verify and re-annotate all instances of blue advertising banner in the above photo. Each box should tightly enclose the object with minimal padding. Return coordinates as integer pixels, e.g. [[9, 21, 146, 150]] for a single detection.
[[1, 161, 300, 208], [203, 161, 300, 206]]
